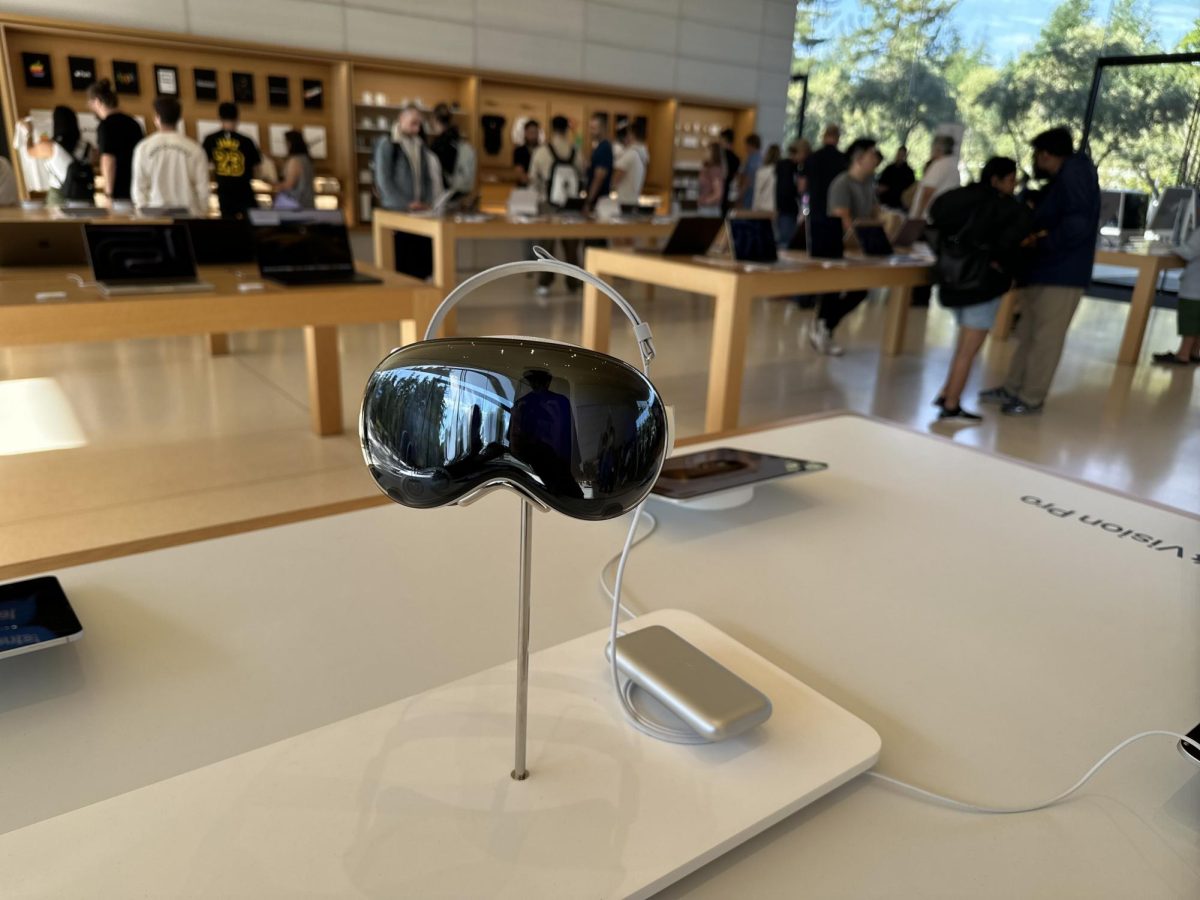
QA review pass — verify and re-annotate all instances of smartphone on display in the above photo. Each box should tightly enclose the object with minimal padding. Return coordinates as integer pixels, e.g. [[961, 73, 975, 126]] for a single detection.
[[0, 576, 84, 660]]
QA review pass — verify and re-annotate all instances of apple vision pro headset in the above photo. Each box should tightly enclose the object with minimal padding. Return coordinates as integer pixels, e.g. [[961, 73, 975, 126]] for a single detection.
[[360, 247, 772, 755]]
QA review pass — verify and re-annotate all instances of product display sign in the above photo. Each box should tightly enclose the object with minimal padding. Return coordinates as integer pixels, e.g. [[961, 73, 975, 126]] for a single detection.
[[22, 53, 53, 89], [193, 68, 218, 102], [267, 76, 289, 108], [232, 72, 255, 104], [113, 60, 140, 95], [68, 56, 96, 91], [302, 79, 323, 110], [155, 65, 179, 97]]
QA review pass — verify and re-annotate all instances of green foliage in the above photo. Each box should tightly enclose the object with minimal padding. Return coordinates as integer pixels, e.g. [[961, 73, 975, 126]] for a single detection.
[[786, 0, 1198, 196]]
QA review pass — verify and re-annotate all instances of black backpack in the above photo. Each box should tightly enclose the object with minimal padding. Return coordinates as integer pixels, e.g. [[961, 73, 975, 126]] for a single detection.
[[63, 143, 95, 202], [928, 194, 995, 307]]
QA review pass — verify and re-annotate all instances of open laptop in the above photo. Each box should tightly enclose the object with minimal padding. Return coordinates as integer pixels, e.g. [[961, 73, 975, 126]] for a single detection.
[[0, 222, 88, 267], [787, 217, 808, 252], [726, 217, 777, 263], [854, 223, 894, 257], [179, 217, 256, 265], [807, 217, 845, 260], [248, 209, 381, 286], [84, 223, 214, 296], [892, 218, 926, 248], [642, 216, 725, 256]]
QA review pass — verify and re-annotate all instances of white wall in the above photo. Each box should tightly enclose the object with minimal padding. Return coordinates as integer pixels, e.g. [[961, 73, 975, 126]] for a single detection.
[[4, 0, 797, 140]]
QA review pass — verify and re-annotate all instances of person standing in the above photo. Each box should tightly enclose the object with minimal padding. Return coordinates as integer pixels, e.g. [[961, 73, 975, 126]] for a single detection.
[[877, 145, 915, 211], [202, 103, 261, 218], [980, 127, 1100, 415], [718, 128, 740, 216], [910, 135, 960, 221], [737, 133, 763, 209], [512, 119, 540, 186], [752, 144, 780, 212], [612, 123, 646, 206], [774, 139, 809, 247], [87, 79, 143, 205], [529, 115, 583, 294], [274, 130, 315, 209], [374, 104, 442, 212], [697, 141, 725, 215], [808, 137, 881, 356], [131, 97, 210, 216], [804, 124, 846, 222], [584, 114, 614, 212], [430, 103, 475, 200], [1152, 225, 1200, 365], [928, 157, 1032, 421], [24, 106, 92, 204]]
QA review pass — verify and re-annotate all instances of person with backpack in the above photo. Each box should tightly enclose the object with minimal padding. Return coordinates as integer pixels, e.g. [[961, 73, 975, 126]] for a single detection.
[[23, 106, 94, 205], [430, 103, 476, 201], [529, 115, 583, 295], [87, 79, 143, 204], [927, 156, 1032, 422]]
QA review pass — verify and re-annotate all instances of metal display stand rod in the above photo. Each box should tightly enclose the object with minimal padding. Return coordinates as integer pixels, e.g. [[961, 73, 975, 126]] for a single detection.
[[512, 500, 533, 781]]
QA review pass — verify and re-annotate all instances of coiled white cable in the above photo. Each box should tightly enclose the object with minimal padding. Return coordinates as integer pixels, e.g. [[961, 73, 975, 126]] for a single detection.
[[600, 511, 1200, 803], [608, 502, 707, 744]]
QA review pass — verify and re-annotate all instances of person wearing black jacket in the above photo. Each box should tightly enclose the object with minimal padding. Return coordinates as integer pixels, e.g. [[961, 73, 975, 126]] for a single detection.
[[928, 156, 1032, 421], [803, 124, 846, 221]]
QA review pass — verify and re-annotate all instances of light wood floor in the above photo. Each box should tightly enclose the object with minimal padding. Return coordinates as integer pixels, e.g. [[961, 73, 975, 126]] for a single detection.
[[1, 273, 1197, 578]]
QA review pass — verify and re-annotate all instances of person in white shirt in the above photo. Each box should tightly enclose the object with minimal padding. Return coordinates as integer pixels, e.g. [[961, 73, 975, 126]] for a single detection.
[[752, 144, 781, 212], [528, 115, 584, 294], [909, 134, 960, 220], [131, 97, 210, 216], [611, 122, 647, 206], [0, 156, 16, 206]]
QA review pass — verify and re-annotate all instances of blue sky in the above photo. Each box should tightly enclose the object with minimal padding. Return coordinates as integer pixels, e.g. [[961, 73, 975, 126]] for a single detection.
[[817, 0, 1196, 62]]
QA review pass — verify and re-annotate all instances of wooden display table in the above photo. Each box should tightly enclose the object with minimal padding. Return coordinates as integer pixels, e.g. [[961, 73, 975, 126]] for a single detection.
[[0, 264, 433, 436], [371, 210, 676, 334], [581, 247, 933, 432], [993, 248, 1186, 363]]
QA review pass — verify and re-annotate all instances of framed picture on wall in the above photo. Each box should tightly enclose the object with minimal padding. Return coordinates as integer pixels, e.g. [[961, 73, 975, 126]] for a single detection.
[[267, 76, 289, 108], [193, 68, 218, 102], [302, 79, 323, 110], [68, 56, 96, 91], [154, 65, 179, 97], [232, 72, 255, 104], [22, 53, 53, 89], [113, 60, 140, 95]]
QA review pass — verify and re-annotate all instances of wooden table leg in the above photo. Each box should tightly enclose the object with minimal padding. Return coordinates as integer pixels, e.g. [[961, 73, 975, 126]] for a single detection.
[[992, 289, 1019, 340], [207, 333, 230, 356], [304, 325, 342, 437], [1117, 264, 1158, 365], [400, 319, 418, 346], [704, 280, 752, 434], [882, 285, 913, 356], [372, 221, 395, 271], [431, 229, 458, 337], [581, 270, 613, 354]]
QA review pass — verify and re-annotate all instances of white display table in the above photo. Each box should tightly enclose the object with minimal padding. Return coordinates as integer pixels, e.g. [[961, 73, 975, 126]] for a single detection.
[[1, 414, 1197, 897]]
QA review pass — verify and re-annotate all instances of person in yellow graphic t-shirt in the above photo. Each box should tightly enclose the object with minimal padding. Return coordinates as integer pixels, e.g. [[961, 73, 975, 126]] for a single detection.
[[202, 102, 262, 218]]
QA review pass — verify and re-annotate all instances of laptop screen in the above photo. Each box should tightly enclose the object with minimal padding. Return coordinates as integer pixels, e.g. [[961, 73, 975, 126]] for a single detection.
[[661, 216, 724, 256], [248, 209, 355, 277], [180, 217, 256, 264], [84, 224, 198, 283], [728, 218, 777, 263], [853, 224, 894, 257]]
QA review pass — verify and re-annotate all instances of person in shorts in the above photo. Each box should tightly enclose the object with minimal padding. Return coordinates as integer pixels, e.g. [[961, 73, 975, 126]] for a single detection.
[[1152, 225, 1200, 366], [928, 157, 1032, 421]]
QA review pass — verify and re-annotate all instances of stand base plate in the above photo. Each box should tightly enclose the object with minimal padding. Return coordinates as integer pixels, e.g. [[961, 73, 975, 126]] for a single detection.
[[0, 610, 880, 899]]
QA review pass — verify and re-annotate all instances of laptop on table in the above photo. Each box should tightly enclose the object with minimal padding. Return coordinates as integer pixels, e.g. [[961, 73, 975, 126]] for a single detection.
[[84, 224, 214, 296], [641, 216, 725, 256], [726, 217, 778, 263], [248, 209, 382, 286], [0, 222, 88, 267], [179, 217, 256, 265], [853, 223, 894, 257]]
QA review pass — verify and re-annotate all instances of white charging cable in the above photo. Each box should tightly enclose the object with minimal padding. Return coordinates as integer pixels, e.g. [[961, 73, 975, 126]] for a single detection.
[[600, 515, 1200, 805]]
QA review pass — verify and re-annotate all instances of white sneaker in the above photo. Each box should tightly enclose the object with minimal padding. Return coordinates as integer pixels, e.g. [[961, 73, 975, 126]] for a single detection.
[[807, 321, 845, 356], [826, 335, 844, 356], [535, 285, 550, 297]]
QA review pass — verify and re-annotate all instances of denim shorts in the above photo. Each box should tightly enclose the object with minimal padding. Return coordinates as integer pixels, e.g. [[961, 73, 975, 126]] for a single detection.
[[951, 295, 1002, 331]]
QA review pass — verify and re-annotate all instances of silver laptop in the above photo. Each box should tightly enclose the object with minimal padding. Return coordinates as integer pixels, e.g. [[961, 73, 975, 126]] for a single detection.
[[84, 223, 214, 296]]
